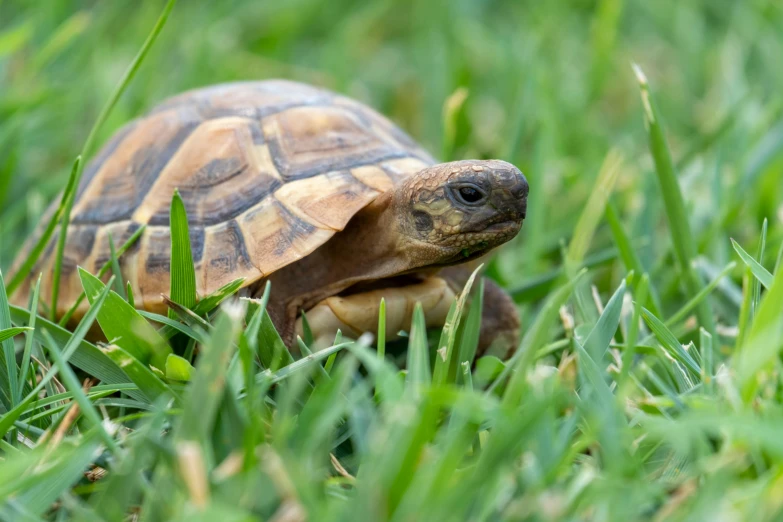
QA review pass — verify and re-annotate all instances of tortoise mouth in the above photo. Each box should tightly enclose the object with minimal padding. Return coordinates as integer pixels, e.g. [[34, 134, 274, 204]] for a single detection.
[[480, 221, 520, 234], [437, 219, 523, 267]]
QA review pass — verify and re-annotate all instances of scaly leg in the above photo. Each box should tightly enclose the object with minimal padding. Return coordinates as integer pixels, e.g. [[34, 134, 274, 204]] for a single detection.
[[295, 270, 519, 359], [295, 276, 455, 349], [439, 266, 520, 359]]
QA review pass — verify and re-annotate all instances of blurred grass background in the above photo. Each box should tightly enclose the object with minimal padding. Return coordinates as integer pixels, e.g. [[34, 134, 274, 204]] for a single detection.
[[3, 0, 782, 312], [2, 1, 783, 520]]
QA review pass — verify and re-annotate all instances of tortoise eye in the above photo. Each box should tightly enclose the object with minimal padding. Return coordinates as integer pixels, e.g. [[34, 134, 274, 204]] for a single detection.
[[455, 185, 486, 205]]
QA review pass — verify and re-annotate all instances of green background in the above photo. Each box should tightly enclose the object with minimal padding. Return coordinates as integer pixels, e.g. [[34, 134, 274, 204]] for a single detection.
[[3, 0, 781, 298], [2, 1, 783, 520]]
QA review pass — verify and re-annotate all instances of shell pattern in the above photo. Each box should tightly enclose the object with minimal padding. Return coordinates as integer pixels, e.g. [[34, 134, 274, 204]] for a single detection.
[[13, 80, 436, 318]]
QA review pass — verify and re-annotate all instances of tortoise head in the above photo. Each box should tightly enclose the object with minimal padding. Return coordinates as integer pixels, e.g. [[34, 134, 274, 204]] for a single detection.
[[394, 159, 529, 266]]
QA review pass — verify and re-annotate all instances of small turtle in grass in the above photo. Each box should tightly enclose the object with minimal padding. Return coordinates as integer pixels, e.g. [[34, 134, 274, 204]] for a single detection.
[[12, 80, 528, 357]]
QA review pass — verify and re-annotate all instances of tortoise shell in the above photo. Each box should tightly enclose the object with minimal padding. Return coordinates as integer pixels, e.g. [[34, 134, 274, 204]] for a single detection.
[[13, 80, 437, 318]]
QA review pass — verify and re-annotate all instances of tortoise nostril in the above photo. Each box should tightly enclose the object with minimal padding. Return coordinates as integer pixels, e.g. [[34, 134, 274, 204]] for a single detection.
[[516, 174, 530, 199], [518, 184, 529, 199]]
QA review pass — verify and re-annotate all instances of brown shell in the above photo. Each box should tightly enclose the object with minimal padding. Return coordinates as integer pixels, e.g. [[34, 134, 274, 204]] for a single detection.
[[12, 80, 435, 318]]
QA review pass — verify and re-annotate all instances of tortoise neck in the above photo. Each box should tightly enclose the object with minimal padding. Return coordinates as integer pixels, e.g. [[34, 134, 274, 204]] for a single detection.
[[260, 192, 410, 333]]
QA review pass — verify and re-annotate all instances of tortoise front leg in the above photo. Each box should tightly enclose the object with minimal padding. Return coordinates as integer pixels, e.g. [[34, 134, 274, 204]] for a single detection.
[[438, 266, 520, 359], [293, 270, 520, 359], [294, 277, 456, 350]]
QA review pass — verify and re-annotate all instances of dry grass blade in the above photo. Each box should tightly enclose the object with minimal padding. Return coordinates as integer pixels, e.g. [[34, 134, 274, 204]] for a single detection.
[[41, 330, 119, 453], [330, 453, 356, 482], [41, 378, 94, 455]]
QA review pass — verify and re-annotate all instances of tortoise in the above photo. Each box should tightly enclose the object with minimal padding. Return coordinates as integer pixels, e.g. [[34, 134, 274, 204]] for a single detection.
[[11, 80, 529, 356]]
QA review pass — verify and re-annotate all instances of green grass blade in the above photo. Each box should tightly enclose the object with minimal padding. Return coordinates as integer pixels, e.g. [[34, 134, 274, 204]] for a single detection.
[[138, 310, 208, 344], [406, 303, 431, 392], [752, 220, 768, 312], [731, 238, 773, 289], [566, 150, 624, 266], [573, 336, 616, 410], [59, 224, 145, 326], [700, 328, 714, 395], [737, 266, 754, 351], [441, 87, 468, 159], [565, 149, 623, 323], [497, 268, 586, 404], [296, 335, 330, 381], [641, 307, 700, 377], [107, 232, 126, 299], [291, 353, 357, 455], [6, 205, 63, 296], [191, 277, 244, 316], [244, 299, 294, 371], [8, 305, 143, 402], [0, 326, 30, 343], [324, 334, 339, 373], [237, 321, 261, 469], [619, 273, 649, 391], [16, 275, 40, 403], [90, 404, 167, 520], [605, 201, 661, 316], [50, 0, 178, 317], [299, 311, 314, 347], [733, 225, 769, 352], [347, 339, 404, 404], [735, 255, 783, 400], [264, 340, 356, 385], [2, 432, 101, 516], [49, 156, 82, 320], [41, 330, 119, 453], [377, 297, 386, 360], [582, 280, 626, 363], [127, 282, 135, 308], [633, 64, 716, 337], [433, 264, 481, 386], [664, 261, 736, 328], [79, 267, 171, 369], [16, 384, 136, 416], [455, 278, 484, 377], [162, 296, 212, 332], [99, 343, 176, 403], [175, 304, 242, 443], [166, 353, 193, 382], [168, 189, 197, 319], [0, 269, 17, 410]]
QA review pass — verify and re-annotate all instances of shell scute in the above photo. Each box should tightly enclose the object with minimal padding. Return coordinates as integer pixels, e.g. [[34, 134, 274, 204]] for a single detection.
[[263, 105, 408, 180], [150, 80, 333, 120], [274, 170, 380, 231], [201, 219, 260, 293], [71, 108, 201, 225], [237, 198, 332, 276], [131, 117, 282, 227]]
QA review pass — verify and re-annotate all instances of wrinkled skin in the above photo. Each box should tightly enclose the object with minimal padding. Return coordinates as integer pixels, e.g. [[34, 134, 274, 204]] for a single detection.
[[259, 159, 529, 353]]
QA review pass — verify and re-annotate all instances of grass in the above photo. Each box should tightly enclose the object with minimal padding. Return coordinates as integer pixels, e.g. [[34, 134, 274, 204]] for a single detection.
[[1, 0, 783, 520]]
